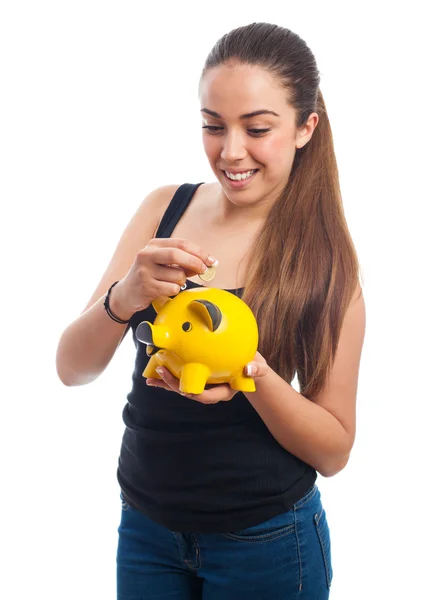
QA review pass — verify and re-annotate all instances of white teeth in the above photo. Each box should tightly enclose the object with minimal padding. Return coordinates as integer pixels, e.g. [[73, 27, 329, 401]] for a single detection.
[[224, 169, 256, 181]]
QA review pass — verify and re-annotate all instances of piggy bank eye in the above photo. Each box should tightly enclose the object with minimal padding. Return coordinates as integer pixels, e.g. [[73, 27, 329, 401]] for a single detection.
[[182, 321, 192, 332]]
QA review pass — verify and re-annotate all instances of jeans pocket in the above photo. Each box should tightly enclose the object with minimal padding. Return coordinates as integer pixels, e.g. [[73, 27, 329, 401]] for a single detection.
[[222, 510, 295, 542], [314, 506, 333, 589]]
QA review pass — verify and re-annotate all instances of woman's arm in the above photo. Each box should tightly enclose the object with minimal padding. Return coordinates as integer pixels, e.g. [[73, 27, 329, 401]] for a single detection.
[[244, 284, 366, 477], [55, 184, 180, 386]]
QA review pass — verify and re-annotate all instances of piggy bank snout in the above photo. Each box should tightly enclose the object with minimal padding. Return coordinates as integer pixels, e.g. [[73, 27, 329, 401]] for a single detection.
[[136, 321, 155, 346], [136, 321, 168, 352]]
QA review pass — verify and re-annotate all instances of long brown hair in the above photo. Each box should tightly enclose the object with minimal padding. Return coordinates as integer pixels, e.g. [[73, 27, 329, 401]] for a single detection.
[[200, 23, 363, 399]]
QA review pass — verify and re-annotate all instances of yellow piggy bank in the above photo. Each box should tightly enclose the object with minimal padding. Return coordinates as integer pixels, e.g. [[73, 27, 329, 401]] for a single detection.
[[135, 287, 259, 395]]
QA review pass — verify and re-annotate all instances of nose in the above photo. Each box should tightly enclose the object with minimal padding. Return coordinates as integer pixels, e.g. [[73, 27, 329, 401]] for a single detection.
[[136, 321, 164, 354], [220, 130, 248, 163], [136, 321, 154, 345]]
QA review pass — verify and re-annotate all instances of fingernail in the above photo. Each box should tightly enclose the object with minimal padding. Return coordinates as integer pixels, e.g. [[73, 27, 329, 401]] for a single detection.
[[208, 256, 219, 266], [156, 367, 164, 376], [246, 364, 255, 376]]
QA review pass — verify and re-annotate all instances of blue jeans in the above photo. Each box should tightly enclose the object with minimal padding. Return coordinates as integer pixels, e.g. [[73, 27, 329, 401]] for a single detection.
[[116, 483, 333, 599]]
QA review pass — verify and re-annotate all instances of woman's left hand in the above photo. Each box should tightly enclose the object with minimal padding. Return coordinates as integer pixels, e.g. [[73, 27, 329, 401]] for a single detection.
[[146, 351, 270, 404]]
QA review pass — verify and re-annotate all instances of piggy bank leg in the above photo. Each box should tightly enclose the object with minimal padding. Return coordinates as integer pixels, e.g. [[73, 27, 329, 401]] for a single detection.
[[180, 363, 211, 395], [142, 355, 163, 379], [230, 373, 256, 392]]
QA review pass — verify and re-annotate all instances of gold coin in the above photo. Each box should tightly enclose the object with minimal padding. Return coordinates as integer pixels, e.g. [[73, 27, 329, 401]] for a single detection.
[[199, 265, 217, 282]]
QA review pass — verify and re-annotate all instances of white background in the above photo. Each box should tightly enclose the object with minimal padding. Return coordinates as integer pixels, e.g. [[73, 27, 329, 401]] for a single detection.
[[1, 1, 447, 598]]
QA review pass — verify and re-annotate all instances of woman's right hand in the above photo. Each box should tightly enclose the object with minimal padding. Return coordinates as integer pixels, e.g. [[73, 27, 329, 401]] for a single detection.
[[109, 238, 217, 319]]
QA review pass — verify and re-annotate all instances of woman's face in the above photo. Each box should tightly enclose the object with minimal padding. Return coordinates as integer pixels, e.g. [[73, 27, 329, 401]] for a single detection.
[[199, 62, 317, 208]]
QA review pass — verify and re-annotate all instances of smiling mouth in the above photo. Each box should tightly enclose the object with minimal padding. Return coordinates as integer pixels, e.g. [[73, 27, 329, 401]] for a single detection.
[[222, 169, 259, 181]]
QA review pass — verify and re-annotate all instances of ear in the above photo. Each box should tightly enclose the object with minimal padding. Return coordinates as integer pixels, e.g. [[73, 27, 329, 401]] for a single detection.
[[152, 296, 172, 314], [295, 112, 319, 149], [188, 299, 222, 331]]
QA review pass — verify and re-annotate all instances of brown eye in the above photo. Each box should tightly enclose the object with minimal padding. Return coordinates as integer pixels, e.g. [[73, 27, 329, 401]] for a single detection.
[[202, 126, 270, 136], [202, 126, 223, 134], [247, 128, 271, 136], [182, 322, 192, 332]]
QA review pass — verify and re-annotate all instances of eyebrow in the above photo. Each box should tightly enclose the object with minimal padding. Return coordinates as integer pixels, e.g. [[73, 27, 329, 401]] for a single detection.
[[201, 108, 280, 120]]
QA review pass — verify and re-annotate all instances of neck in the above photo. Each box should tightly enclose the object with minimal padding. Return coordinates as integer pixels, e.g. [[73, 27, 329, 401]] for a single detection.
[[213, 186, 273, 227]]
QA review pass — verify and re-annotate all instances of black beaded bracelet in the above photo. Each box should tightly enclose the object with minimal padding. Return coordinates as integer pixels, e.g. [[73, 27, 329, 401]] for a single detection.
[[104, 281, 131, 324]]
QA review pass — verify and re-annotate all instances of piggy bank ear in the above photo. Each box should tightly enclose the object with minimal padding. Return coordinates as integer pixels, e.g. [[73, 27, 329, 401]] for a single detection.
[[188, 299, 222, 332], [151, 296, 172, 314]]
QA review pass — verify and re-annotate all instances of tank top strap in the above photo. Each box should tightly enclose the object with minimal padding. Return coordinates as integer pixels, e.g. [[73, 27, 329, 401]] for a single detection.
[[155, 182, 205, 238]]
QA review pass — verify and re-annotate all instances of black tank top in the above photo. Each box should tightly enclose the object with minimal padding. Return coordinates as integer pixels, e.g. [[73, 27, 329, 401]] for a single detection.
[[117, 182, 317, 533]]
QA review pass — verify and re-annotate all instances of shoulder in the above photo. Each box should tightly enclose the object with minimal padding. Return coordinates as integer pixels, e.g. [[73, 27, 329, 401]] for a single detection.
[[143, 183, 183, 237], [148, 182, 216, 236]]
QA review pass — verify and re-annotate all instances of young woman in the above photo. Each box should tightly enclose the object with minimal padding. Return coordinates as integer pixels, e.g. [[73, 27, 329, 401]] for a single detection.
[[56, 22, 366, 600]]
